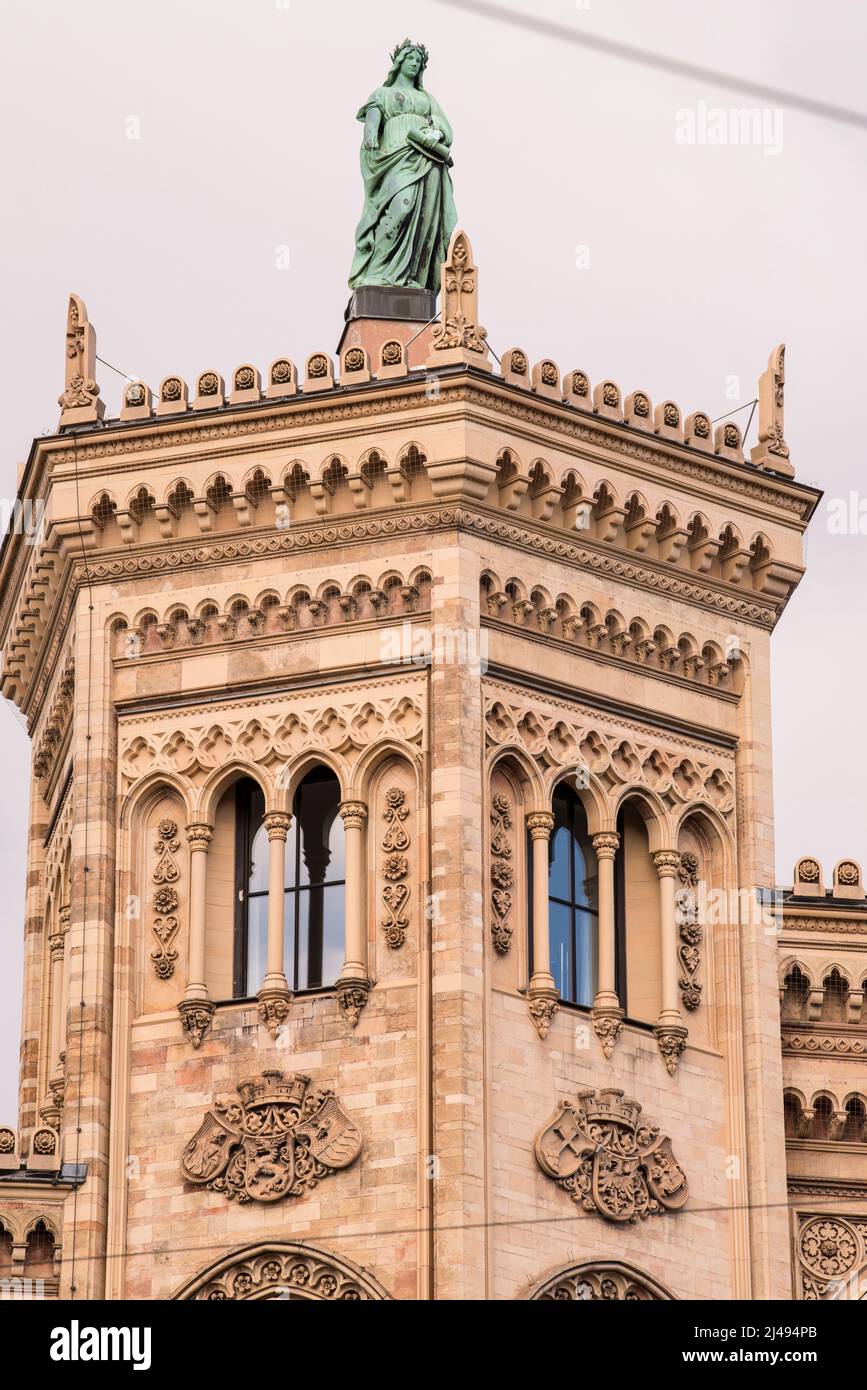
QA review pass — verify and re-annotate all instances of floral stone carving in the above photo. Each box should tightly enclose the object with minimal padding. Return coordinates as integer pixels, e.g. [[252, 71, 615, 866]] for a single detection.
[[489, 793, 514, 953], [676, 850, 702, 1011], [381, 786, 410, 948], [181, 1070, 362, 1205], [534, 1087, 688, 1223], [150, 818, 181, 978]]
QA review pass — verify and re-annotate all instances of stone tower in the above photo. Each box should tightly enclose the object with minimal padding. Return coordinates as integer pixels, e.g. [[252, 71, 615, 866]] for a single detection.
[[3, 231, 852, 1303]]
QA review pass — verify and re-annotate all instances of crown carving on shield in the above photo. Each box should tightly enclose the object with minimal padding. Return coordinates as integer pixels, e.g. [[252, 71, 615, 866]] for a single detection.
[[578, 1087, 644, 1130], [235, 1070, 309, 1109]]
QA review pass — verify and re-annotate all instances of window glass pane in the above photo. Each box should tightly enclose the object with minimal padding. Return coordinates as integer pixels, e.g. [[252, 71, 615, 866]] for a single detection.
[[298, 884, 344, 990], [574, 837, 598, 914], [548, 797, 571, 900], [574, 906, 598, 1006], [297, 775, 344, 887], [283, 889, 297, 991], [245, 894, 268, 995], [248, 821, 269, 895], [549, 900, 572, 1001]]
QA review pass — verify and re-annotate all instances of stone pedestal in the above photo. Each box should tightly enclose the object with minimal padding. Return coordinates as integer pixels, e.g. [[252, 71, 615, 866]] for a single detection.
[[337, 287, 438, 371]]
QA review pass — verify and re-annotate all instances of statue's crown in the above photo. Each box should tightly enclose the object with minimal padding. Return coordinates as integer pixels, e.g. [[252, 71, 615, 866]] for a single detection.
[[579, 1087, 642, 1130], [237, 1070, 309, 1109], [391, 38, 429, 66]]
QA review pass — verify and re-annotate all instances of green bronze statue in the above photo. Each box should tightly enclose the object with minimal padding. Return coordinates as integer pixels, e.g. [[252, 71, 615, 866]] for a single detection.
[[349, 40, 457, 295]]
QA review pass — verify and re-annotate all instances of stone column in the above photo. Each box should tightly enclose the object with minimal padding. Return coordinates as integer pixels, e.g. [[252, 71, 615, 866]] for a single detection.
[[335, 801, 370, 1028], [591, 832, 623, 1057], [178, 823, 214, 1048], [42, 907, 69, 1127], [527, 811, 558, 1038], [653, 850, 688, 1074], [257, 812, 292, 1037]]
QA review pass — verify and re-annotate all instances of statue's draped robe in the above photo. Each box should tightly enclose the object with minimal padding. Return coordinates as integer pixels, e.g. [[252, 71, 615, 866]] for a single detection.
[[349, 85, 457, 294]]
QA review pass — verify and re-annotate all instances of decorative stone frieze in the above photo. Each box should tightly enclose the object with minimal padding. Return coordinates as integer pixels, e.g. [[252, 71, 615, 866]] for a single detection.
[[150, 818, 181, 979], [676, 850, 702, 1011]]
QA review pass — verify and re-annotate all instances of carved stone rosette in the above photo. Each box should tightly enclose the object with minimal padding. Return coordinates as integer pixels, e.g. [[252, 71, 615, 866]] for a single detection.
[[798, 1215, 863, 1299], [181, 1070, 362, 1207], [675, 850, 702, 1011], [381, 787, 410, 949], [151, 818, 181, 979], [535, 1088, 688, 1223], [489, 793, 514, 953]]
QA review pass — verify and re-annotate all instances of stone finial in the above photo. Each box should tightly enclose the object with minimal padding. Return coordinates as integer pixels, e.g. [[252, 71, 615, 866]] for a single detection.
[[714, 419, 744, 463], [564, 369, 592, 411], [229, 364, 262, 405], [156, 375, 189, 416], [0, 1125, 19, 1171], [532, 359, 561, 400], [303, 352, 335, 394], [832, 859, 864, 900], [593, 380, 622, 421], [341, 346, 371, 384], [793, 855, 824, 897], [266, 358, 297, 398], [751, 343, 794, 477], [119, 381, 153, 422], [655, 399, 684, 442], [501, 348, 530, 389], [193, 371, 225, 410], [624, 389, 653, 431], [684, 410, 713, 451], [426, 229, 492, 371], [58, 294, 105, 429], [377, 338, 408, 380]]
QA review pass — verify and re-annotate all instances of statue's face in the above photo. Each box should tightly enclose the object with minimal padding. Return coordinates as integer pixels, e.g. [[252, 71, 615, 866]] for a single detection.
[[401, 48, 422, 77]]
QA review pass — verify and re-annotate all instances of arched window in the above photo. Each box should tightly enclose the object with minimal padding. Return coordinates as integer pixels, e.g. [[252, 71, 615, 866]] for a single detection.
[[615, 804, 661, 1024], [781, 966, 810, 1022], [234, 770, 344, 997], [811, 1096, 834, 1140], [783, 1092, 803, 1138], [822, 969, 849, 1023], [538, 786, 598, 1006], [843, 1097, 866, 1143]]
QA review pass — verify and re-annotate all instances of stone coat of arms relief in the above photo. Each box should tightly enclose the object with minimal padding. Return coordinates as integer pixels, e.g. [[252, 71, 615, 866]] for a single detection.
[[181, 1071, 362, 1205], [534, 1087, 688, 1223]]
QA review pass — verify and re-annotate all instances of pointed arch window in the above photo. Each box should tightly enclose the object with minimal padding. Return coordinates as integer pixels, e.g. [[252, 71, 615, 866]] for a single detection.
[[538, 786, 599, 1006], [234, 769, 345, 996]]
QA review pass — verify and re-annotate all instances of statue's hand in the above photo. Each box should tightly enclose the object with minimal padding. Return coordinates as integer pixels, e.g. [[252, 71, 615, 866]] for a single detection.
[[363, 132, 380, 151]]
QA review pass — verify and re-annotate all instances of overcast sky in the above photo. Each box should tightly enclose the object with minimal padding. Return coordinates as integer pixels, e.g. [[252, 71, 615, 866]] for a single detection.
[[1, 0, 864, 1119]]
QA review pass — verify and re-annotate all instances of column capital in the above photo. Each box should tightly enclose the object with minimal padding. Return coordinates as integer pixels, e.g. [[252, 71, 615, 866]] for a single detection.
[[526, 811, 555, 840], [593, 831, 620, 860], [59, 904, 71, 932], [264, 811, 292, 841], [339, 800, 368, 830], [48, 931, 66, 961], [186, 822, 213, 851], [653, 850, 680, 878]]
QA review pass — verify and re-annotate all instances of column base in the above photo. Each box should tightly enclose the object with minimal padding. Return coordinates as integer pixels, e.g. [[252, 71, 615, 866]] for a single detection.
[[591, 1002, 625, 1059], [178, 997, 215, 1049], [528, 987, 559, 1039], [257, 985, 292, 1039], [654, 1020, 688, 1075], [336, 976, 372, 1030]]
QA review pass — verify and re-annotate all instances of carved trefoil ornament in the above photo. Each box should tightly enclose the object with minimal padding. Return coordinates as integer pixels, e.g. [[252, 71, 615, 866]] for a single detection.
[[381, 787, 410, 949], [150, 818, 181, 979], [534, 1088, 688, 1224], [675, 851, 702, 1011], [489, 793, 514, 953], [181, 1070, 362, 1206]]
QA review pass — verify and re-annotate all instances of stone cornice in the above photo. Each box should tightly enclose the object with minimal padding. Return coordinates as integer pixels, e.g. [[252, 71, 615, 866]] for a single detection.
[[781, 911, 867, 936], [21, 369, 818, 520], [9, 501, 785, 722]]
